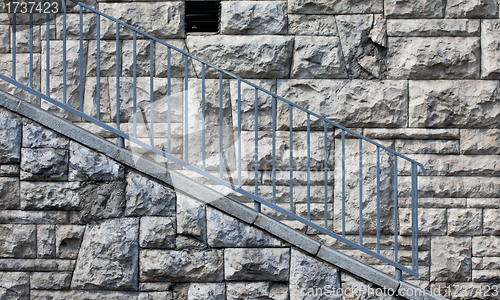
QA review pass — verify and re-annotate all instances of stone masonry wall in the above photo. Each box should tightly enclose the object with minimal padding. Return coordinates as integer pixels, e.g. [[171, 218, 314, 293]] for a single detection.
[[0, 0, 500, 299]]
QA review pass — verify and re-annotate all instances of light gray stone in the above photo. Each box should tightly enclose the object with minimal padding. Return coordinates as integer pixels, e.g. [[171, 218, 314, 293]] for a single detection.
[[0, 25, 9, 53], [140, 217, 176, 249], [472, 270, 500, 282], [221, 1, 287, 35], [289, 0, 383, 14], [448, 208, 484, 234], [0, 225, 36, 258], [342, 273, 399, 300], [121, 39, 152, 77], [140, 249, 224, 282], [20, 148, 69, 181], [83, 77, 113, 123], [11, 25, 41, 53], [292, 36, 347, 79], [288, 15, 338, 36], [175, 236, 207, 250], [72, 218, 139, 291], [0, 211, 68, 224], [154, 40, 197, 78], [387, 37, 480, 79], [400, 154, 500, 176], [446, 0, 499, 18], [37, 225, 56, 258], [431, 236, 471, 282], [98, 2, 184, 39], [55, 13, 97, 40], [30, 272, 72, 290], [395, 140, 459, 154], [176, 194, 206, 241], [277, 80, 408, 129], [387, 19, 480, 37], [139, 282, 172, 292], [56, 225, 85, 259], [461, 129, 500, 155], [188, 283, 225, 300], [22, 120, 69, 149], [185, 35, 294, 78], [125, 171, 176, 217], [0, 165, 19, 177], [31, 290, 137, 299], [481, 20, 500, 79], [400, 176, 500, 198], [224, 248, 290, 281], [364, 128, 460, 140], [206, 207, 284, 247], [290, 248, 340, 300], [0, 272, 29, 300], [227, 282, 288, 300], [472, 236, 500, 256], [86, 40, 118, 77], [0, 53, 42, 105], [483, 209, 500, 235], [20, 182, 80, 211], [0, 178, 19, 210], [400, 208, 447, 236], [0, 108, 21, 163], [0, 259, 75, 272], [139, 292, 173, 300], [483, 257, 500, 270], [384, 0, 446, 18], [69, 142, 124, 181], [409, 80, 500, 128]]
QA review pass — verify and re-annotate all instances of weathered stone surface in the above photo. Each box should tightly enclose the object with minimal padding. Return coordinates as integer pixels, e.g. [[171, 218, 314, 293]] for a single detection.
[[0, 165, 19, 177], [140, 249, 223, 282], [289, 0, 382, 14], [69, 142, 124, 181], [227, 282, 288, 300], [277, 80, 408, 128], [0, 108, 21, 163], [221, 1, 287, 35], [70, 181, 126, 223], [121, 39, 152, 77], [472, 236, 500, 256], [473, 270, 500, 282], [31, 290, 137, 299], [176, 194, 206, 241], [98, 2, 184, 39], [22, 120, 69, 149], [188, 283, 225, 300], [448, 209, 483, 236], [20, 182, 80, 211], [0, 178, 19, 209], [206, 207, 284, 247], [387, 37, 480, 79], [292, 36, 347, 79], [56, 225, 85, 259], [0, 53, 42, 105], [140, 217, 176, 249], [468, 198, 500, 209], [125, 171, 176, 217], [20, 148, 69, 181], [0, 211, 68, 224], [55, 13, 97, 40], [139, 282, 172, 292], [0, 259, 75, 272], [0, 25, 9, 53], [400, 176, 500, 198], [0, 272, 29, 299], [483, 257, 500, 270], [288, 15, 338, 36], [72, 218, 139, 291], [290, 248, 340, 299], [395, 140, 459, 154], [342, 273, 397, 300], [37, 225, 56, 258], [409, 81, 500, 128], [481, 20, 500, 79], [224, 248, 290, 281], [0, 225, 36, 258], [400, 209, 446, 236], [401, 154, 500, 176], [384, 0, 446, 18], [431, 236, 471, 282], [30, 272, 72, 290], [154, 40, 196, 78], [461, 129, 500, 155], [13, 25, 41, 53], [175, 236, 207, 250], [387, 19, 480, 37], [83, 77, 113, 123], [446, 0, 499, 18], [365, 128, 460, 140], [86, 40, 118, 77], [186, 35, 294, 78], [138, 291, 173, 300], [483, 209, 500, 235]]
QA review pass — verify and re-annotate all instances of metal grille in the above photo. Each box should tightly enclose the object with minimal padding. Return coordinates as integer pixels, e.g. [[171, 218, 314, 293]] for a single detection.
[[185, 1, 220, 33]]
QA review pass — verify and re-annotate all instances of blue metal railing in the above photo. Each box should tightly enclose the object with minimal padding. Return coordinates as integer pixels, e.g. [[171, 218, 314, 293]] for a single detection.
[[0, 0, 426, 278]]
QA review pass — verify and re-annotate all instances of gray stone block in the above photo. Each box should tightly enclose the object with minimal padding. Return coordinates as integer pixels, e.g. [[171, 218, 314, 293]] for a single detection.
[[126, 171, 176, 217], [224, 248, 290, 281], [0, 210, 68, 224], [221, 1, 287, 35], [22, 120, 69, 149], [20, 148, 69, 181], [55, 225, 85, 259], [0, 177, 20, 209], [289, 0, 383, 14], [20, 182, 80, 211], [227, 282, 288, 300], [0, 272, 29, 300], [387, 19, 480, 37], [69, 142, 124, 181], [0, 225, 36, 258], [384, 0, 446, 18], [472, 236, 500, 257], [188, 283, 225, 300], [431, 236, 472, 282], [0, 108, 22, 163], [30, 272, 72, 290], [288, 14, 338, 36], [176, 194, 206, 241], [461, 129, 500, 155], [37, 225, 56, 259], [139, 217, 176, 249], [482, 20, 500, 79], [446, 0, 498, 18]]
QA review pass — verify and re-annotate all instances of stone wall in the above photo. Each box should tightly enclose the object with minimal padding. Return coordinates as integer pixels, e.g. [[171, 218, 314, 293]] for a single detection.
[[0, 0, 500, 299]]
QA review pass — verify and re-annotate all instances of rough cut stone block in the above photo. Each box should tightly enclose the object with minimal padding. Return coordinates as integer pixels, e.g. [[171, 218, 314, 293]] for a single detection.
[[154, 40, 197, 78], [0, 25, 9, 53], [400, 154, 500, 177], [399, 176, 500, 198], [481, 20, 500, 79], [431, 236, 471, 282], [86, 40, 118, 77], [0, 178, 20, 210], [387, 37, 480, 79], [0, 211, 68, 224], [483, 209, 500, 235], [395, 140, 459, 154], [0, 272, 29, 300], [140, 249, 224, 282], [387, 19, 480, 37], [20, 148, 69, 181], [0, 165, 19, 177], [56, 225, 85, 259], [37, 225, 56, 258], [11, 25, 41, 53], [288, 15, 338, 36], [384, 0, 446, 18], [277, 80, 408, 129], [291, 36, 347, 79], [69, 142, 124, 181], [409, 81, 500, 128], [290, 248, 340, 299], [483, 257, 500, 270], [447, 209, 483, 236], [140, 217, 176, 249], [224, 248, 290, 281], [0, 225, 36, 258], [55, 13, 97, 40], [221, 1, 287, 35], [0, 53, 42, 105], [288, 0, 383, 14], [125, 171, 176, 217], [176, 194, 206, 241], [20, 182, 80, 211], [138, 291, 173, 300], [0, 108, 21, 164], [72, 218, 139, 291], [446, 0, 499, 18], [30, 272, 72, 290], [185, 35, 294, 78], [139, 282, 172, 292], [22, 120, 69, 149], [461, 129, 500, 155], [472, 236, 500, 256], [188, 283, 226, 300], [473, 270, 500, 282], [0, 259, 75, 272], [121, 39, 152, 77], [400, 208, 447, 236], [83, 77, 113, 123], [31, 290, 137, 299], [227, 282, 288, 300]]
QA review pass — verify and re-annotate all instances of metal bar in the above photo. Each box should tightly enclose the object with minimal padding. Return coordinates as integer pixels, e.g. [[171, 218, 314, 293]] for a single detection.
[[184, 55, 188, 162], [29, 12, 33, 88], [79, 6, 83, 111], [307, 114, 311, 221], [167, 47, 171, 154], [324, 122, 328, 229], [342, 130, 346, 237], [411, 163, 419, 273], [237, 79, 241, 186], [116, 23, 124, 148], [12, 12, 15, 80], [394, 155, 399, 274], [219, 71, 223, 179], [376, 146, 381, 254], [132, 32, 137, 138], [289, 105, 293, 213], [96, 14, 100, 120], [359, 138, 363, 246], [254, 88, 260, 212], [62, 3, 66, 103], [272, 97, 276, 205], [46, 12, 49, 96], [149, 40, 154, 146], [201, 64, 206, 171]]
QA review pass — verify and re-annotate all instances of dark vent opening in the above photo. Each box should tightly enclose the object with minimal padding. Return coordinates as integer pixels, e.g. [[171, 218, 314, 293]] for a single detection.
[[185, 1, 221, 33]]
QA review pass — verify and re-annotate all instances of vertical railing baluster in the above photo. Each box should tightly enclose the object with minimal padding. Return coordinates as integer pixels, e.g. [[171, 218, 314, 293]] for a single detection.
[[62, 2, 66, 103], [201, 64, 206, 171], [12, 11, 16, 80], [219, 71, 223, 179], [376, 146, 381, 254], [341, 130, 346, 237], [411, 163, 419, 274], [116, 23, 124, 148], [289, 105, 293, 213], [359, 138, 363, 246], [167, 47, 171, 154], [184, 55, 188, 162], [96, 15, 100, 120], [29, 12, 33, 89], [307, 114, 311, 221], [272, 97, 276, 205], [132, 32, 137, 138], [79, 6, 83, 111], [237, 79, 241, 186], [46, 12, 49, 96], [324, 122, 328, 229], [254, 88, 260, 212], [149, 39, 154, 146], [394, 155, 401, 280]]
